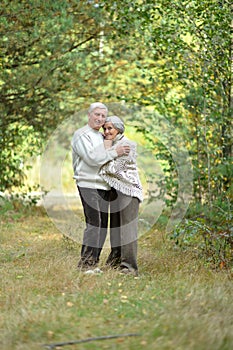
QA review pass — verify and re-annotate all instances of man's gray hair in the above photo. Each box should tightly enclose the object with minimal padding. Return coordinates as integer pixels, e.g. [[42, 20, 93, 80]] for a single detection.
[[88, 102, 108, 114]]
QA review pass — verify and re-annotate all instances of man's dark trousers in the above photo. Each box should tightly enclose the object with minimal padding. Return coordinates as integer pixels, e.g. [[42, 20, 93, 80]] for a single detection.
[[78, 186, 110, 267]]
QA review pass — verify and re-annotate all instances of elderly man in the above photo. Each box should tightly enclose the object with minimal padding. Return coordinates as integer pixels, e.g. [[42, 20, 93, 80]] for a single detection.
[[71, 102, 130, 270]]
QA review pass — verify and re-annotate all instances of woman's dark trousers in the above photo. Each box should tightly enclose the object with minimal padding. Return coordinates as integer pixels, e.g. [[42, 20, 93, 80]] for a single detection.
[[106, 189, 139, 272]]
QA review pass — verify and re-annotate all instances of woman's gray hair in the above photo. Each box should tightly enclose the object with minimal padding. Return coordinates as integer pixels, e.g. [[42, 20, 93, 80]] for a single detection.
[[88, 102, 108, 114], [105, 116, 125, 133]]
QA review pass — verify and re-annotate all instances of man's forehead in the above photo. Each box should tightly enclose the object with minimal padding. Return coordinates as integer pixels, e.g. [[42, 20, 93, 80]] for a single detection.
[[92, 108, 107, 114]]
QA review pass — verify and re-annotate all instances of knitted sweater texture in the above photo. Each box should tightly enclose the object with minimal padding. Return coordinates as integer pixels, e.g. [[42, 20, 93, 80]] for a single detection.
[[71, 125, 117, 190]]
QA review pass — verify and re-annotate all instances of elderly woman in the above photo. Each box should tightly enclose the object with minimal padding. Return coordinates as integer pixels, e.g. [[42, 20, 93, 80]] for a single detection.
[[100, 116, 143, 276]]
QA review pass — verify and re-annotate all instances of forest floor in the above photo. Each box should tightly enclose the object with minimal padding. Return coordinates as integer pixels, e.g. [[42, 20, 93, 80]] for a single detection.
[[1, 204, 233, 350]]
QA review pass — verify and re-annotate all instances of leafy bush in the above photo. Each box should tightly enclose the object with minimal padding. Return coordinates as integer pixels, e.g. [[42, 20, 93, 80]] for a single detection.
[[171, 201, 233, 269], [0, 185, 48, 219]]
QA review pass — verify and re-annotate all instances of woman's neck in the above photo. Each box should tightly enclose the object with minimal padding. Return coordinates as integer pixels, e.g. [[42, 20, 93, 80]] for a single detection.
[[112, 133, 124, 144]]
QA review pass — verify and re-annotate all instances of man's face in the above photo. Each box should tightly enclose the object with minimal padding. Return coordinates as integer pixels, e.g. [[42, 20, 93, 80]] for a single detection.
[[88, 108, 107, 130]]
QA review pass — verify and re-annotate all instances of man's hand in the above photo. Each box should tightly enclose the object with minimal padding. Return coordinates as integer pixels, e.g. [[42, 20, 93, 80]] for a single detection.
[[116, 144, 130, 156]]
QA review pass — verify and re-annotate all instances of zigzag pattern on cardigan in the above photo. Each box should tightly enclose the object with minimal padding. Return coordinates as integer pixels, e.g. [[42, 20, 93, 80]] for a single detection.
[[100, 138, 143, 202]]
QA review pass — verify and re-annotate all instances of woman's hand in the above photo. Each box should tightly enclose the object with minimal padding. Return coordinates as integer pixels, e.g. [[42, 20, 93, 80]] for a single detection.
[[104, 139, 113, 149]]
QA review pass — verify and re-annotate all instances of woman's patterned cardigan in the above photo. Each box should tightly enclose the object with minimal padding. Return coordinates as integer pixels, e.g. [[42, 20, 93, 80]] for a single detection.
[[100, 134, 143, 202]]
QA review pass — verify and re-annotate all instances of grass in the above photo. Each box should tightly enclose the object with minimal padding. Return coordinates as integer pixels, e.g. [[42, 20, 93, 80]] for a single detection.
[[0, 205, 233, 350]]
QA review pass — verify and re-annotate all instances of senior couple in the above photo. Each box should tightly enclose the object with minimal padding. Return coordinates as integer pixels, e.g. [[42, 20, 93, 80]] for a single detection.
[[71, 102, 143, 276]]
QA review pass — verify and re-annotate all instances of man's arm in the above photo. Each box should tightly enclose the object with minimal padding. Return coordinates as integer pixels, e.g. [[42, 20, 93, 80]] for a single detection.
[[103, 139, 130, 155], [72, 132, 129, 166]]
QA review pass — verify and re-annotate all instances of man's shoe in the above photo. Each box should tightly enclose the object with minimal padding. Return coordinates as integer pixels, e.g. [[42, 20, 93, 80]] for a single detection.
[[84, 267, 103, 275], [105, 257, 121, 269], [77, 258, 97, 270], [119, 267, 138, 277]]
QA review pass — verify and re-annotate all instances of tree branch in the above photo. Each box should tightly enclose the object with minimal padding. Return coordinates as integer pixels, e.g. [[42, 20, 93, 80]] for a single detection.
[[42, 333, 141, 349]]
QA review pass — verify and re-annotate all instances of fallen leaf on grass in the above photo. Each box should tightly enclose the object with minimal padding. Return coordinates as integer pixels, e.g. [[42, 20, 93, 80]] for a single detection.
[[140, 340, 147, 346], [66, 301, 73, 307]]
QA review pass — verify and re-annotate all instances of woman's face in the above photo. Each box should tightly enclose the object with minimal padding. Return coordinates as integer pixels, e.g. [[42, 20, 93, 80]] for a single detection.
[[103, 122, 119, 140]]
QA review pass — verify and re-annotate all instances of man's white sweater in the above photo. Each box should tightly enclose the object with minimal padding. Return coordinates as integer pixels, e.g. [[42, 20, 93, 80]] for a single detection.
[[71, 124, 117, 190]]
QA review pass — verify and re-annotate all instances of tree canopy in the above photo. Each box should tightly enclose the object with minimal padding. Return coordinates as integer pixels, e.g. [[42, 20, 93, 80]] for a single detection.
[[1, 0, 232, 206]]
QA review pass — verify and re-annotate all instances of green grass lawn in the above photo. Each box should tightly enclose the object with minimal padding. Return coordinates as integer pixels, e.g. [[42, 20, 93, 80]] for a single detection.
[[1, 206, 233, 350]]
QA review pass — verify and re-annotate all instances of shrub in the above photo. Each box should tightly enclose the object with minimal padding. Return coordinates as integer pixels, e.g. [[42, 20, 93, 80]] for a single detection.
[[171, 201, 233, 269]]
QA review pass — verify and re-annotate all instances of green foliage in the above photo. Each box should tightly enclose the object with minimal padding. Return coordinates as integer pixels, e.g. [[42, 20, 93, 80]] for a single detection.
[[129, 107, 193, 213], [0, 0, 124, 190], [0, 184, 47, 217], [0, 0, 232, 227], [0, 123, 42, 190], [171, 200, 233, 269], [136, 0, 232, 204]]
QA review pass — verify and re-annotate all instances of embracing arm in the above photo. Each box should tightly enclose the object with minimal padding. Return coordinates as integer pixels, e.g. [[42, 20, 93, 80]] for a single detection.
[[72, 133, 116, 166], [103, 139, 130, 155]]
